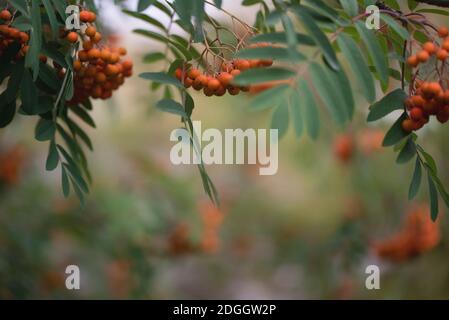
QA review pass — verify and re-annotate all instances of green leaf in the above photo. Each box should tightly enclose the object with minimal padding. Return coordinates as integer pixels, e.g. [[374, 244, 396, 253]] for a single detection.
[[355, 21, 389, 87], [137, 0, 157, 11], [233, 67, 296, 86], [123, 9, 166, 32], [42, 0, 59, 39], [46, 141, 59, 171], [396, 137, 416, 164], [248, 84, 291, 111], [26, 0, 43, 80], [143, 52, 166, 64], [409, 157, 422, 199], [309, 63, 347, 125], [290, 89, 304, 138], [61, 165, 71, 197], [185, 93, 195, 117], [20, 69, 39, 115], [0, 99, 16, 128], [416, 9, 449, 17], [140, 72, 184, 88], [249, 32, 315, 46], [156, 99, 188, 118], [337, 33, 376, 103], [340, 0, 358, 16], [382, 112, 409, 147], [70, 105, 96, 128], [295, 8, 340, 71], [381, 14, 409, 40], [299, 79, 320, 139], [8, 0, 29, 17], [35, 119, 56, 141], [428, 173, 439, 221], [367, 89, 407, 122], [271, 100, 290, 139], [235, 46, 305, 62]]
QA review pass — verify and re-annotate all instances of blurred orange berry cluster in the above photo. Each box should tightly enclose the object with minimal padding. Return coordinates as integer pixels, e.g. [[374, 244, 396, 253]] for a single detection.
[[333, 129, 384, 164], [374, 204, 440, 262], [61, 10, 133, 104], [175, 42, 273, 97], [403, 26, 449, 132], [0, 145, 24, 186], [0, 9, 30, 60]]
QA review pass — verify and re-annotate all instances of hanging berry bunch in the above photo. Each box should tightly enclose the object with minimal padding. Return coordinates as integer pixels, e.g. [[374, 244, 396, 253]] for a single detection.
[[403, 26, 449, 132], [60, 10, 133, 105], [0, 8, 30, 60], [174, 42, 273, 97]]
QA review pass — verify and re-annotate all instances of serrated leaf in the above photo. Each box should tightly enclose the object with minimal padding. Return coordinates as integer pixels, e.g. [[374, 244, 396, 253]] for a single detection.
[[140, 72, 184, 88], [409, 157, 422, 199], [299, 79, 320, 139], [46, 140, 59, 171], [337, 33, 376, 103], [383, 112, 409, 147], [35, 119, 56, 141], [271, 100, 290, 139], [290, 89, 304, 138], [355, 21, 389, 87], [234, 67, 296, 86], [248, 84, 291, 111], [428, 173, 439, 221], [367, 89, 407, 122], [156, 99, 188, 118], [295, 8, 340, 71]]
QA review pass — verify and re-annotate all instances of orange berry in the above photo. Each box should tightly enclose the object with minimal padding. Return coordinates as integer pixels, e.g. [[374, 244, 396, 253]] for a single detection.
[[192, 77, 204, 90], [230, 69, 241, 76], [402, 119, 415, 133], [80, 11, 91, 23], [0, 9, 12, 21], [428, 82, 442, 95], [19, 32, 29, 43], [184, 77, 193, 88], [203, 87, 214, 97], [88, 11, 96, 23], [249, 59, 261, 68], [235, 59, 250, 71], [92, 86, 103, 99], [105, 64, 119, 76], [108, 53, 120, 64], [407, 55, 418, 67], [83, 40, 93, 50], [78, 50, 88, 62], [410, 108, 423, 121], [410, 95, 425, 108], [87, 48, 101, 60], [100, 48, 111, 61], [85, 65, 97, 77], [208, 78, 221, 91], [417, 50, 430, 63], [118, 47, 127, 56], [221, 62, 234, 72], [187, 68, 201, 80], [228, 86, 240, 95], [437, 49, 448, 61], [92, 32, 102, 43], [73, 60, 82, 71], [423, 42, 437, 54], [174, 68, 183, 81], [217, 72, 233, 87], [66, 32, 78, 43], [85, 26, 96, 37], [122, 60, 133, 70], [215, 85, 226, 97], [438, 26, 449, 38], [260, 60, 274, 67], [442, 40, 449, 51]]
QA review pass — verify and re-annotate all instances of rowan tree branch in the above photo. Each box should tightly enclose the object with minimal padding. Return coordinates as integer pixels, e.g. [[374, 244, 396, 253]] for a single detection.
[[414, 0, 449, 7]]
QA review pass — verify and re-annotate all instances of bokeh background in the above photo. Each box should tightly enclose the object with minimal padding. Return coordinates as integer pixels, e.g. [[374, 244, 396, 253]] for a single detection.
[[1, 0, 449, 299]]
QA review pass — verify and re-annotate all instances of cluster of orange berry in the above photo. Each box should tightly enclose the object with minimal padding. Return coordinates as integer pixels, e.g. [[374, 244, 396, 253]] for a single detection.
[[403, 26, 449, 132], [402, 81, 449, 132], [174, 44, 273, 97], [407, 26, 449, 67], [0, 9, 30, 60], [374, 204, 440, 262], [62, 10, 133, 104]]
